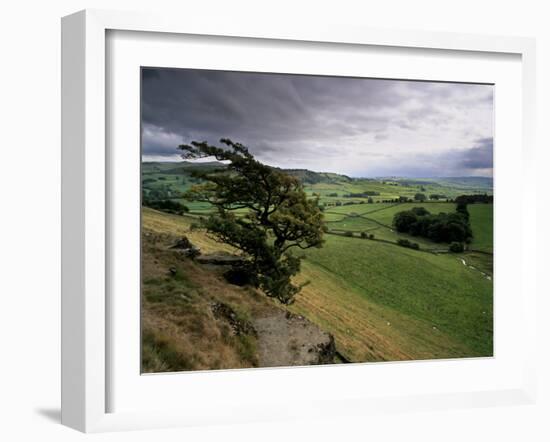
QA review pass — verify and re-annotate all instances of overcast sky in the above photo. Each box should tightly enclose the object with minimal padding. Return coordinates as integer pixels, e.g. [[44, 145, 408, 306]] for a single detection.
[[141, 67, 493, 178]]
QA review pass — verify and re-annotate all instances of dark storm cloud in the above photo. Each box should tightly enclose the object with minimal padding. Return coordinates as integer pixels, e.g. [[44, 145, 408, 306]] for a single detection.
[[459, 138, 493, 170], [141, 67, 493, 177], [142, 68, 397, 146], [367, 137, 494, 178]]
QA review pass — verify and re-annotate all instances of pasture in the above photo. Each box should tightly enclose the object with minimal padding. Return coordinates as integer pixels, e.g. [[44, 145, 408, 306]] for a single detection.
[[295, 234, 493, 361]]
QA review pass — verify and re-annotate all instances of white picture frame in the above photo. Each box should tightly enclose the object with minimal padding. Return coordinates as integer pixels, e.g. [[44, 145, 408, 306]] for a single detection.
[[61, 9, 538, 433]]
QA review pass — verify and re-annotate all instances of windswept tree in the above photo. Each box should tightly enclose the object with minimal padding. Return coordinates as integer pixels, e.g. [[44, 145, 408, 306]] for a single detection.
[[178, 139, 325, 304]]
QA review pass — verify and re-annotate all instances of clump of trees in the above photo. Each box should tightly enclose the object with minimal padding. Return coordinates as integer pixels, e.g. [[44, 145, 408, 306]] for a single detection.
[[449, 241, 465, 253], [393, 206, 472, 244], [178, 139, 325, 304], [142, 198, 188, 215], [345, 191, 380, 198], [454, 194, 493, 204], [360, 232, 375, 239], [145, 186, 184, 201]]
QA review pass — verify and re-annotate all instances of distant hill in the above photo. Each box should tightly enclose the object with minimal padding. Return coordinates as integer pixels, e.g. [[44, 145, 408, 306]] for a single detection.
[[392, 177, 492, 188], [142, 162, 493, 193], [276, 168, 352, 184], [142, 161, 352, 184]]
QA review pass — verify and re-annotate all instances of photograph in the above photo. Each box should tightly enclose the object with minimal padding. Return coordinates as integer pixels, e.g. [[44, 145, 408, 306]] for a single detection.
[[140, 67, 494, 373]]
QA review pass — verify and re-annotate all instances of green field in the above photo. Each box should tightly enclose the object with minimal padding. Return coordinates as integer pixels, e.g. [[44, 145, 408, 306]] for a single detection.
[[363, 202, 457, 225], [142, 162, 493, 363], [297, 235, 492, 360], [468, 204, 494, 252], [323, 201, 492, 254], [303, 176, 492, 203]]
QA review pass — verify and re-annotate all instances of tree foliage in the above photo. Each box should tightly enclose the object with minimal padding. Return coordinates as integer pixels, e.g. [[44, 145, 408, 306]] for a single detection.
[[397, 238, 420, 250], [449, 241, 465, 253], [142, 197, 189, 215], [393, 206, 472, 244], [178, 139, 325, 304]]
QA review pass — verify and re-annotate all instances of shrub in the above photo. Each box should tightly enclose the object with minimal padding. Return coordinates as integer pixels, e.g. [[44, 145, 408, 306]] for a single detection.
[[369, 234, 375, 240], [449, 242, 464, 253], [397, 238, 420, 250], [411, 206, 430, 216], [360, 232, 368, 239], [344, 231, 354, 237], [455, 194, 493, 204], [345, 191, 380, 198]]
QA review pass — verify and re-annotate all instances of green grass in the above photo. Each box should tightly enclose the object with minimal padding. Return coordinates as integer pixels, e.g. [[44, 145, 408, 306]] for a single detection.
[[324, 202, 389, 215], [324, 201, 472, 250], [365, 202, 457, 226], [327, 216, 380, 232], [468, 204, 493, 252], [301, 234, 493, 358]]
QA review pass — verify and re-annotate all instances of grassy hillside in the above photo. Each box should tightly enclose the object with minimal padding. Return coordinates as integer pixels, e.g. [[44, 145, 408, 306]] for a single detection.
[[142, 207, 493, 365], [141, 162, 493, 367], [141, 209, 267, 372], [142, 207, 342, 372], [295, 235, 493, 361]]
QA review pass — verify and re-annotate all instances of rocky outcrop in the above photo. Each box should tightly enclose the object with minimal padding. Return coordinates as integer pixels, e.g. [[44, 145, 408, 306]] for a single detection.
[[170, 236, 201, 259], [253, 310, 337, 367]]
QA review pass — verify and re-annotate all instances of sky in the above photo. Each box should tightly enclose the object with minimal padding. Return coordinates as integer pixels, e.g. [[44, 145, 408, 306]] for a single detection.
[[141, 67, 494, 178]]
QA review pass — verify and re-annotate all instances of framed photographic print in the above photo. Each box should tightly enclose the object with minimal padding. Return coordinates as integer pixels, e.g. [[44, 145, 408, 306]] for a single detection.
[[61, 9, 538, 432]]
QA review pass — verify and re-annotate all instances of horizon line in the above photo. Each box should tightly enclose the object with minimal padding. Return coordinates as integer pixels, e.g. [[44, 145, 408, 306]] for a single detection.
[[142, 159, 493, 181]]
